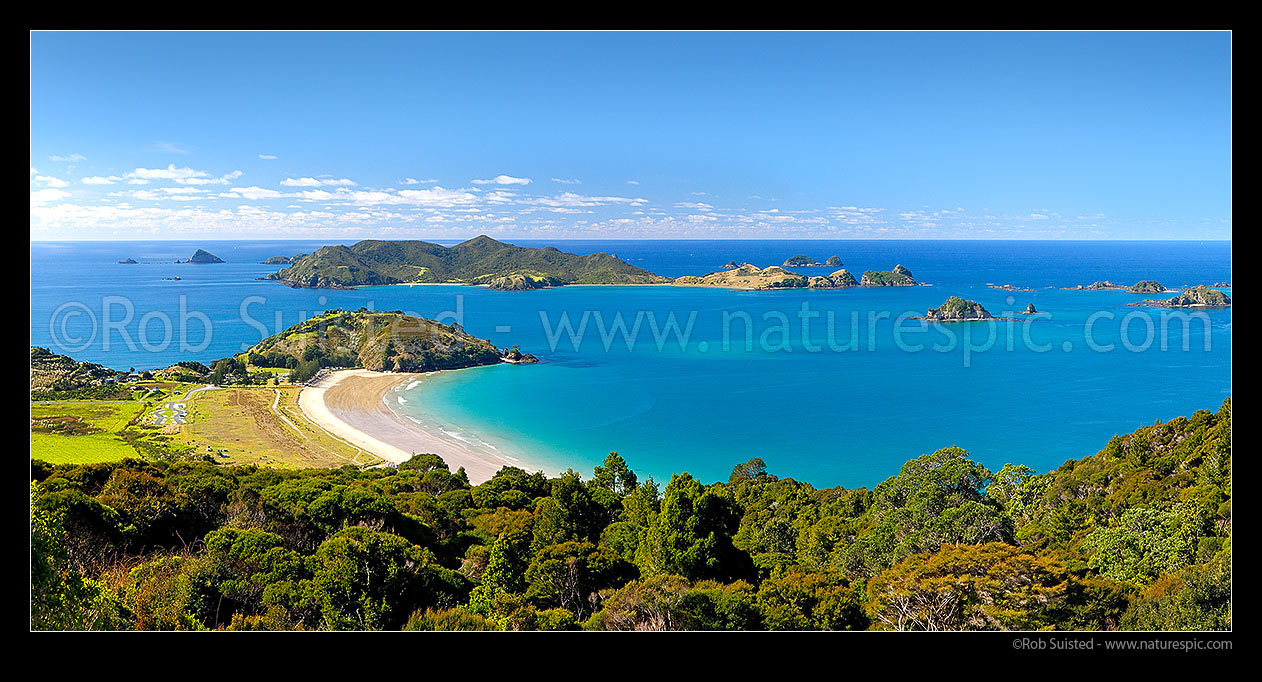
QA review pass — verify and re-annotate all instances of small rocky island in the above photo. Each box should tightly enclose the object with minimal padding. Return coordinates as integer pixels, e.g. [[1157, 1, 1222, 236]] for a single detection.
[[502, 346, 540, 364], [782, 255, 819, 267], [117, 258, 138, 264], [1128, 280, 1168, 294], [917, 296, 996, 322], [1019, 303, 1038, 315], [1128, 285, 1231, 309], [722, 260, 740, 269], [261, 254, 306, 265], [675, 264, 858, 290], [182, 249, 225, 264], [1063, 280, 1125, 291], [781, 254, 842, 267], [860, 265, 918, 287], [485, 273, 564, 291]]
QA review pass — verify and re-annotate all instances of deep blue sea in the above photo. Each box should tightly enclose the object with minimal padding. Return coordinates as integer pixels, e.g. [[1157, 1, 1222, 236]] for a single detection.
[[30, 240, 1232, 488]]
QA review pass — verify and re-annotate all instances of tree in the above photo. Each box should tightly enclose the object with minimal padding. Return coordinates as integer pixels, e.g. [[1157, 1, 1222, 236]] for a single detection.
[[312, 527, 463, 630], [635, 473, 751, 583], [756, 568, 867, 630], [1082, 503, 1206, 585], [31, 484, 121, 630], [843, 447, 1012, 575], [586, 574, 692, 631], [1120, 548, 1231, 630], [468, 531, 532, 628], [525, 541, 635, 620], [866, 543, 1068, 631]]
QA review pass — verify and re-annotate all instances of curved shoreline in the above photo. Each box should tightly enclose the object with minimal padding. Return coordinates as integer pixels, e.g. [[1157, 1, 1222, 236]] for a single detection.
[[297, 368, 522, 484]]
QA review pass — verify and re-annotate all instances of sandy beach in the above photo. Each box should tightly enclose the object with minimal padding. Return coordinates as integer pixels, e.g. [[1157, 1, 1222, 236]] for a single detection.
[[298, 368, 520, 483]]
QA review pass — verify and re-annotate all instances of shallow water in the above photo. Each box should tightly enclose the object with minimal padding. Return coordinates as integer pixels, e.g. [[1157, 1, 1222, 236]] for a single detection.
[[31, 239, 1231, 487]]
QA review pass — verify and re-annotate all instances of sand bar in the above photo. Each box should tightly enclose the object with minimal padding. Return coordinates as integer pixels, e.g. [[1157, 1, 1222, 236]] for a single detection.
[[298, 368, 519, 483]]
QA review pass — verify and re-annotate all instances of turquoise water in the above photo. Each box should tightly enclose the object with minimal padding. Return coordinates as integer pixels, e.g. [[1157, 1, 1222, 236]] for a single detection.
[[31, 240, 1231, 487]]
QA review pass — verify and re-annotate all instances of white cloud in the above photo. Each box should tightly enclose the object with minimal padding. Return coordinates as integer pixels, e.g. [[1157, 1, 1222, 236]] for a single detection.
[[81, 176, 121, 185], [123, 165, 242, 185], [626, 180, 639, 185], [280, 177, 357, 187], [551, 178, 582, 185], [130, 187, 209, 201], [339, 187, 480, 207], [527, 192, 646, 208], [34, 175, 70, 188], [472, 174, 532, 186], [220, 186, 288, 200], [31, 188, 70, 205], [401, 178, 438, 185], [258, 154, 278, 160], [49, 153, 86, 162]]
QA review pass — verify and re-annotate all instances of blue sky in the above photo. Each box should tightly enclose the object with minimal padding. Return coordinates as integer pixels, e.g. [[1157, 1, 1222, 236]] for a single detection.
[[30, 31, 1231, 240]]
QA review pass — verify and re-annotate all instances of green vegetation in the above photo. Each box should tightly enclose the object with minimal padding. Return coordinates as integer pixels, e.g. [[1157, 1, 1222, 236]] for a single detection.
[[248, 308, 504, 377], [1129, 280, 1167, 294], [31, 400, 165, 465], [923, 296, 994, 321], [265, 236, 669, 289], [860, 264, 918, 287], [31, 400, 1230, 630], [675, 265, 856, 290], [31, 346, 125, 394], [824, 256, 843, 267], [1162, 285, 1231, 308], [782, 255, 819, 267]]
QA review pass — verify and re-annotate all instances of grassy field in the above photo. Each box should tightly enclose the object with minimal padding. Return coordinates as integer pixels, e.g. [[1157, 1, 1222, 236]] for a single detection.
[[31, 380, 381, 469], [173, 386, 382, 468], [30, 400, 148, 465]]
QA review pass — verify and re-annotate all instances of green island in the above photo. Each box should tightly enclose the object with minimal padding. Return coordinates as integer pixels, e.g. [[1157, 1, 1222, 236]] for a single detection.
[[782, 254, 842, 267], [31, 397, 1231, 631], [264, 236, 669, 290], [245, 308, 520, 381], [1128, 280, 1168, 294], [860, 265, 918, 287], [260, 254, 306, 265], [674, 264, 858, 290], [1128, 285, 1231, 309], [782, 254, 819, 266], [918, 296, 996, 322]]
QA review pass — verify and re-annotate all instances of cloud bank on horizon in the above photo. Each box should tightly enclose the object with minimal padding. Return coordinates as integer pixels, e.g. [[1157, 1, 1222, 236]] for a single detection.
[[30, 32, 1231, 241]]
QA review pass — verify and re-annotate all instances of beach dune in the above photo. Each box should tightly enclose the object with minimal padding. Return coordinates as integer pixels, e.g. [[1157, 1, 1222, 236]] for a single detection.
[[298, 369, 517, 484]]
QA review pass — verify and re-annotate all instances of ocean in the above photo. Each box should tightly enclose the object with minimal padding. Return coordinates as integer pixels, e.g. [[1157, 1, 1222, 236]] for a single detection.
[[30, 239, 1232, 488]]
